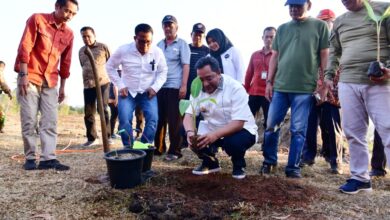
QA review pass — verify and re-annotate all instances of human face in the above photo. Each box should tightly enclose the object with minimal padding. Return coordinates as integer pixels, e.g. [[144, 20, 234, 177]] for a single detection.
[[323, 19, 335, 31], [289, 3, 310, 21], [191, 31, 204, 47], [54, 1, 78, 24], [207, 37, 220, 52], [0, 64, 4, 71], [162, 22, 178, 40], [262, 29, 276, 49], [342, 0, 364, 12], [81, 30, 96, 47], [197, 65, 221, 94], [134, 31, 153, 55]]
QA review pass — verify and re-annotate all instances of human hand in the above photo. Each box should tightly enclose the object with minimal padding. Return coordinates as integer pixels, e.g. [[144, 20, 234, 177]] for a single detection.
[[179, 86, 187, 99], [265, 83, 273, 102], [58, 86, 65, 103], [196, 133, 219, 149], [7, 92, 12, 100], [17, 76, 29, 96], [146, 88, 156, 99], [370, 67, 390, 83], [119, 87, 128, 97]]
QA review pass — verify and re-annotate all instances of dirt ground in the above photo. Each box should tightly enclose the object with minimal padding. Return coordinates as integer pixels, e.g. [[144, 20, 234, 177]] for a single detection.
[[1, 112, 390, 219]]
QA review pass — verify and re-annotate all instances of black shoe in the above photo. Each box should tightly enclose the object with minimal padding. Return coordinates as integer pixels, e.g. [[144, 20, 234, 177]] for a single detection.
[[259, 163, 276, 175], [369, 169, 386, 177], [37, 159, 70, 171], [232, 166, 245, 179], [23, 159, 36, 170], [299, 160, 315, 168], [330, 163, 343, 174], [286, 172, 302, 178], [192, 162, 221, 175]]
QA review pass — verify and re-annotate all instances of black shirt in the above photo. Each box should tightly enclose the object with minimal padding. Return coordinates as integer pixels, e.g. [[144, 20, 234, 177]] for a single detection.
[[187, 44, 209, 99]]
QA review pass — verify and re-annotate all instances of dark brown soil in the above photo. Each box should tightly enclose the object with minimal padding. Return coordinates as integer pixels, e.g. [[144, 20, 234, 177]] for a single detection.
[[129, 169, 320, 219]]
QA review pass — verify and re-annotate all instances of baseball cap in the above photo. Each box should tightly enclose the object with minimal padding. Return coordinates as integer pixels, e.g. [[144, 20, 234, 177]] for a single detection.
[[192, 23, 206, 33], [162, 15, 177, 24], [317, 9, 336, 20], [284, 0, 307, 6]]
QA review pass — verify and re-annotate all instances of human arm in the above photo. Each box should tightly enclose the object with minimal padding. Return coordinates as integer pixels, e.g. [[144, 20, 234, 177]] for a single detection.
[[106, 46, 127, 97], [233, 47, 245, 83], [244, 53, 255, 93], [183, 113, 196, 147], [179, 42, 191, 99], [196, 120, 244, 149], [324, 29, 342, 91], [149, 48, 168, 99], [58, 78, 66, 103], [18, 62, 29, 96], [265, 50, 278, 101]]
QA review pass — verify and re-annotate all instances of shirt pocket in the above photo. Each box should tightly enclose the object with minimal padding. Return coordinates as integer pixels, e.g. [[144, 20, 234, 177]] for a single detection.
[[142, 58, 157, 74]]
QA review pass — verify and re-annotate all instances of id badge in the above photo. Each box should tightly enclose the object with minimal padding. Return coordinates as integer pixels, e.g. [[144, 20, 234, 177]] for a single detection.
[[261, 71, 267, 80]]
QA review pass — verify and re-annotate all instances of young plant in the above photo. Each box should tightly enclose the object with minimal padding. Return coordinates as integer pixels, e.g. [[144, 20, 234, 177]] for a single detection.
[[179, 76, 216, 138], [363, 0, 390, 77]]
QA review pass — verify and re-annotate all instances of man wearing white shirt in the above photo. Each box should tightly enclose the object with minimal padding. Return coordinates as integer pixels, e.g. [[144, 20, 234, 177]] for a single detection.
[[106, 23, 168, 147], [183, 56, 257, 179]]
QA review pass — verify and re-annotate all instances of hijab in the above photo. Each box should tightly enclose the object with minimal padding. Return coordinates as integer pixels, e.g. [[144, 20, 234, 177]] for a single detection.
[[206, 28, 233, 73]]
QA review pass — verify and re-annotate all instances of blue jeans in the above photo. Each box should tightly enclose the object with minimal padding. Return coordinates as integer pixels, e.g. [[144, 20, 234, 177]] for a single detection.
[[118, 92, 158, 146], [262, 91, 312, 175]]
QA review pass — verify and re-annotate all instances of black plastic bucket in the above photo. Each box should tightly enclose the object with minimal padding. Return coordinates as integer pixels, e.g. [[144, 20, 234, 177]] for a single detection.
[[104, 149, 146, 189], [141, 146, 156, 172]]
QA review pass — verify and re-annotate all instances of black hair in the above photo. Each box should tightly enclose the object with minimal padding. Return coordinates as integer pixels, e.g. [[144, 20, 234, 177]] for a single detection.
[[135, 23, 153, 35], [0, 61, 5, 66], [80, 26, 95, 34], [263, 26, 276, 35], [195, 56, 221, 74], [56, 0, 79, 10]]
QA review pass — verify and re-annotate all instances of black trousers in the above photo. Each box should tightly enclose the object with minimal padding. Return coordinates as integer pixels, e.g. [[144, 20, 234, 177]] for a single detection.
[[302, 100, 343, 165], [83, 83, 111, 141], [108, 103, 118, 136], [154, 88, 182, 156], [248, 95, 270, 129], [371, 130, 386, 172], [192, 129, 256, 169]]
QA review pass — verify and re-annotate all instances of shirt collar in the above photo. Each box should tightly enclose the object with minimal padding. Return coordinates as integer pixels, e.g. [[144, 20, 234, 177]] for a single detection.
[[217, 75, 224, 90], [48, 12, 66, 31], [130, 42, 153, 55], [260, 47, 273, 55]]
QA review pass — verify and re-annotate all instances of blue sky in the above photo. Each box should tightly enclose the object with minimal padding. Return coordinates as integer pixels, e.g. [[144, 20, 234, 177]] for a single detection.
[[0, 0, 364, 106]]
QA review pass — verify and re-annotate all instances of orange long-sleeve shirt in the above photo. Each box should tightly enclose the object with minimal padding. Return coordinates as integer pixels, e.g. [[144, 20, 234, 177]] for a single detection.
[[14, 12, 74, 88]]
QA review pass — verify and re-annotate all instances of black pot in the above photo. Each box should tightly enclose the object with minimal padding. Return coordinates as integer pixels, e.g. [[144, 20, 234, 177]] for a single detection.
[[104, 149, 146, 189], [368, 61, 384, 78], [141, 146, 156, 173]]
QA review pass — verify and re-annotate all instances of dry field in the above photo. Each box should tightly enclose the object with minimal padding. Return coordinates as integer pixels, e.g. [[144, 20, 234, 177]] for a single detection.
[[0, 111, 390, 219]]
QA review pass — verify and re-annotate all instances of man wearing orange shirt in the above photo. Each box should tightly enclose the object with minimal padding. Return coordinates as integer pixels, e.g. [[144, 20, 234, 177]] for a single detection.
[[14, 0, 78, 171]]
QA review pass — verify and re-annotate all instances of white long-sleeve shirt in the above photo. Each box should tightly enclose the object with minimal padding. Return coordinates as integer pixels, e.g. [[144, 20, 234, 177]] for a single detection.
[[106, 42, 168, 97], [220, 47, 245, 83]]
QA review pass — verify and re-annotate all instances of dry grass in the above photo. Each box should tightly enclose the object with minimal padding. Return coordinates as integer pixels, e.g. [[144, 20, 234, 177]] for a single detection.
[[0, 112, 390, 219]]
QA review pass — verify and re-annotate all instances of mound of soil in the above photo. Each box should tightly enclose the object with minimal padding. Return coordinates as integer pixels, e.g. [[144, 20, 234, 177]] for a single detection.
[[129, 169, 319, 219]]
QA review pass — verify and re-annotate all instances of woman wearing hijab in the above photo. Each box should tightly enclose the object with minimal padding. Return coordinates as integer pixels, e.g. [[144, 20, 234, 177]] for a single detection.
[[206, 28, 245, 82]]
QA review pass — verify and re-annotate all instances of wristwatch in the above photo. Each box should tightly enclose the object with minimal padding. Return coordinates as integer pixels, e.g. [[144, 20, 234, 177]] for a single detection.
[[266, 79, 273, 84], [18, 72, 28, 78]]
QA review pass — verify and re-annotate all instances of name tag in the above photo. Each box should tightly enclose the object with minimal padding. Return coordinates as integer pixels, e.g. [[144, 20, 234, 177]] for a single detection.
[[261, 71, 267, 80]]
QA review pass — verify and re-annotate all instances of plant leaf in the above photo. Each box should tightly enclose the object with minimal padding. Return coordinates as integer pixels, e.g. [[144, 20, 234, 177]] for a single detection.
[[363, 0, 380, 22], [179, 99, 191, 116], [197, 97, 217, 106], [190, 77, 202, 98], [380, 6, 390, 20]]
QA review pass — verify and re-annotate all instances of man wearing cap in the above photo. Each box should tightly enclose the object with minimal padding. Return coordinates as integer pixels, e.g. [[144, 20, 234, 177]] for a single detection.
[[324, 0, 390, 194], [300, 9, 345, 174], [155, 15, 191, 160], [260, 0, 329, 178]]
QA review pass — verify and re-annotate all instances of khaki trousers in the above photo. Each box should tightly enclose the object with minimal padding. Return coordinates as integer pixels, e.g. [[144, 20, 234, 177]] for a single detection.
[[17, 83, 58, 161]]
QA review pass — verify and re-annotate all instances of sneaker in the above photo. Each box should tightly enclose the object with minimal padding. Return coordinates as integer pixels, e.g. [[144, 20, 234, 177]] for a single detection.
[[299, 160, 315, 168], [82, 139, 99, 147], [232, 167, 246, 179], [192, 163, 221, 175], [165, 154, 179, 161], [339, 179, 372, 194], [37, 159, 70, 171], [330, 164, 343, 174], [23, 159, 37, 170], [111, 134, 121, 139], [369, 169, 386, 177], [259, 163, 276, 175], [286, 172, 302, 178]]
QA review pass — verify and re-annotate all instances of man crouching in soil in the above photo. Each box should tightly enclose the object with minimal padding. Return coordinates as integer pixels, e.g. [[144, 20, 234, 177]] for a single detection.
[[183, 56, 257, 179]]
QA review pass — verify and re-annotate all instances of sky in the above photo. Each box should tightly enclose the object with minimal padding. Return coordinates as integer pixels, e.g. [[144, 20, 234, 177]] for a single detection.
[[0, 0, 377, 107]]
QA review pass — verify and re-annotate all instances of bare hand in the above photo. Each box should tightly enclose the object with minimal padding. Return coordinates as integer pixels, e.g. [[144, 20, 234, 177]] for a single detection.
[[265, 83, 273, 102], [146, 88, 156, 99], [324, 79, 334, 92], [119, 87, 128, 97], [370, 67, 390, 83], [197, 133, 219, 149], [58, 85, 65, 103], [7, 92, 12, 100], [179, 86, 187, 99], [17, 76, 29, 96]]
